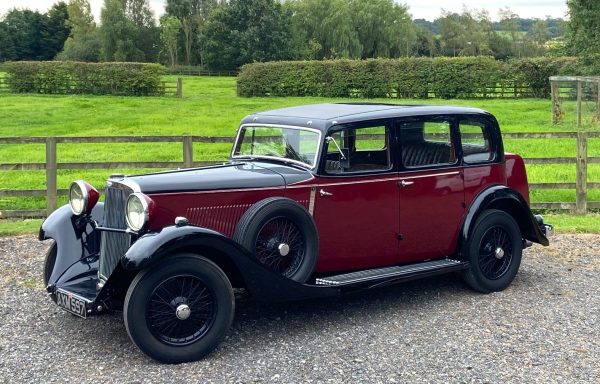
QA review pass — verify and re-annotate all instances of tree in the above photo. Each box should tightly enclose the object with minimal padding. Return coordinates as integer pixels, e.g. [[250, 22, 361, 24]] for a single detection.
[[2, 9, 46, 60], [100, 0, 140, 61], [0, 22, 17, 61], [125, 0, 160, 62], [349, 0, 416, 58], [42, 2, 70, 59], [160, 16, 181, 67], [287, 0, 361, 59], [165, 0, 218, 65], [58, 0, 101, 61], [499, 7, 522, 57], [203, 0, 291, 70], [99, 0, 158, 62], [566, 0, 600, 58], [438, 12, 463, 57]]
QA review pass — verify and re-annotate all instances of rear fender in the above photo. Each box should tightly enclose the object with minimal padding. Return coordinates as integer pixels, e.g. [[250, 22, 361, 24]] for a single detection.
[[462, 185, 549, 248], [122, 225, 339, 302], [39, 203, 104, 285]]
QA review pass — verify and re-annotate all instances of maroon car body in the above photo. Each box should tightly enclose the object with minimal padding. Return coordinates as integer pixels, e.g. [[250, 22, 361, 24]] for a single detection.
[[40, 103, 551, 363]]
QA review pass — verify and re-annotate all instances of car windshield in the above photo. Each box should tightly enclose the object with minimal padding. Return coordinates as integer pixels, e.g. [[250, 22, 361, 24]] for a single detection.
[[232, 125, 321, 168]]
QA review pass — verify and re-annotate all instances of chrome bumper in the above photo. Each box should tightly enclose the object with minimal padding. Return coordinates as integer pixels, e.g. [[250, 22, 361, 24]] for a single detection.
[[535, 215, 553, 238]]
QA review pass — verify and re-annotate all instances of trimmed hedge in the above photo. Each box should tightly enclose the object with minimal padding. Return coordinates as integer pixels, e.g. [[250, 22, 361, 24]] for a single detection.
[[3, 61, 166, 96], [237, 57, 580, 99]]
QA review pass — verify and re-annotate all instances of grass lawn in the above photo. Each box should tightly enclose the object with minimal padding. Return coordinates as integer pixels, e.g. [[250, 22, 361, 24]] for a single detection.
[[0, 75, 599, 234]]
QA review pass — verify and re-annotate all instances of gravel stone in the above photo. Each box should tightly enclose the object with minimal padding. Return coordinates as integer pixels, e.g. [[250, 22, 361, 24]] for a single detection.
[[0, 234, 598, 383]]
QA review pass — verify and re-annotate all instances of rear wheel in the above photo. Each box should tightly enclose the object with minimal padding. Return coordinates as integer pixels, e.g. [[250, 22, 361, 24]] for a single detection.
[[462, 209, 523, 293], [124, 254, 234, 363]]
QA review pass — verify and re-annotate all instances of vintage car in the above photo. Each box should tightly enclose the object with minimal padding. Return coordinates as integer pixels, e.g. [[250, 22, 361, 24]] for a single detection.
[[40, 103, 552, 363]]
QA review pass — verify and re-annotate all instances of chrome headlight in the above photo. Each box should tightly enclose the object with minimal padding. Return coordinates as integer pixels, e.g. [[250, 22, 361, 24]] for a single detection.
[[69, 180, 99, 215], [126, 193, 153, 231]]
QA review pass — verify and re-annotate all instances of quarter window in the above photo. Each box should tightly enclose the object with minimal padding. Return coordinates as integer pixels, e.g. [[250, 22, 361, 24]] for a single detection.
[[460, 119, 493, 163]]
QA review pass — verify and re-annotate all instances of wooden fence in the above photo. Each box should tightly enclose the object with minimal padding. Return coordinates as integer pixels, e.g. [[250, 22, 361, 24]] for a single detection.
[[166, 68, 238, 77], [0, 133, 599, 219]]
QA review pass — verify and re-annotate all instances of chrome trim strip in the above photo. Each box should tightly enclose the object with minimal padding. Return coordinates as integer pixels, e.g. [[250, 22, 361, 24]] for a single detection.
[[143, 186, 287, 196], [107, 178, 141, 193], [316, 177, 399, 188], [231, 123, 323, 170], [401, 171, 461, 180]]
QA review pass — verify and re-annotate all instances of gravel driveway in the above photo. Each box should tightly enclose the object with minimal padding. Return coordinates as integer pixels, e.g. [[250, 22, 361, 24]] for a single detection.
[[0, 234, 598, 383]]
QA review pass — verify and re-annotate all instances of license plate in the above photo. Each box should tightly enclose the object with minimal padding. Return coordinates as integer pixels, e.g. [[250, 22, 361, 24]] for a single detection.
[[56, 289, 87, 318]]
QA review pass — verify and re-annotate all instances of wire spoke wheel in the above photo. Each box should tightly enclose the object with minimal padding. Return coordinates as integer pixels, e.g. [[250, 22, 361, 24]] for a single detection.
[[478, 226, 513, 280], [147, 275, 217, 346], [255, 217, 306, 278], [462, 209, 523, 293]]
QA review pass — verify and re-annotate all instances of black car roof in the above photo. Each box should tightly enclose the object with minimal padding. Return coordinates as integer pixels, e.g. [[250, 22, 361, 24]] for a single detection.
[[240, 103, 491, 131]]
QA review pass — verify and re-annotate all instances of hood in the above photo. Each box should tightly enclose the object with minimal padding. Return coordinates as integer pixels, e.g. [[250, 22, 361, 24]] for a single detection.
[[108, 162, 313, 194]]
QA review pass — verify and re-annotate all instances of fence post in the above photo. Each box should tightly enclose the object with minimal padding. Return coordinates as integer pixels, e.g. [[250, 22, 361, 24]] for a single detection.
[[46, 137, 57, 215], [176, 77, 183, 98], [183, 136, 193, 168], [576, 131, 588, 215], [576, 80, 582, 129]]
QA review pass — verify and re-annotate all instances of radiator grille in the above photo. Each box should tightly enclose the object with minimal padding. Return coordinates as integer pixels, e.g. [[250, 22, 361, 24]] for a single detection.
[[99, 184, 132, 282]]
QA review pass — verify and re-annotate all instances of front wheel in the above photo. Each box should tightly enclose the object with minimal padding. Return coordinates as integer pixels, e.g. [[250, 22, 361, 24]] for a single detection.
[[124, 254, 234, 363], [462, 209, 523, 293]]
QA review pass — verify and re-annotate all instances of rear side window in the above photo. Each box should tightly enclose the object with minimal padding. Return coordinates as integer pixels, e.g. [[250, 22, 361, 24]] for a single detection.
[[398, 119, 456, 168], [460, 118, 494, 164]]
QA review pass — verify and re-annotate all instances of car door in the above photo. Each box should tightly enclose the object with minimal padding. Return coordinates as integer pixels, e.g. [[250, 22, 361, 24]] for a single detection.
[[312, 121, 400, 273], [396, 117, 465, 263]]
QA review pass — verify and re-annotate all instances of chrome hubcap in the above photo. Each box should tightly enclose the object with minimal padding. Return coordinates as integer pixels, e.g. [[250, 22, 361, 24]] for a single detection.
[[175, 304, 191, 320], [495, 247, 505, 260], [278, 243, 290, 256]]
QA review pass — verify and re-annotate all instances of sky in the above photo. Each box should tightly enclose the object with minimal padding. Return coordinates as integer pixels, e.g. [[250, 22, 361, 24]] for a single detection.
[[0, 0, 569, 22]]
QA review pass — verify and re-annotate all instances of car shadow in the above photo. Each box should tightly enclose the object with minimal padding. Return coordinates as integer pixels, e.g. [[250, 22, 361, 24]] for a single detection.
[[46, 269, 540, 365]]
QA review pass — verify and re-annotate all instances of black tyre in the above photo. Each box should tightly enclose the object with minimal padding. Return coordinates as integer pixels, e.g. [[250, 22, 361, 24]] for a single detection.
[[124, 254, 234, 363], [43, 241, 57, 287], [233, 197, 318, 282], [462, 209, 523, 293]]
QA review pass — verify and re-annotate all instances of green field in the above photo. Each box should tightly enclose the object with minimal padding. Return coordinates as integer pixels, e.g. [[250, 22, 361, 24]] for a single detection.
[[0, 75, 599, 235]]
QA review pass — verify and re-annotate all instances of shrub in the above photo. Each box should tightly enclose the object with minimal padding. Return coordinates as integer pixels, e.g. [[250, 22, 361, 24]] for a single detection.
[[237, 57, 581, 99], [3, 61, 165, 96]]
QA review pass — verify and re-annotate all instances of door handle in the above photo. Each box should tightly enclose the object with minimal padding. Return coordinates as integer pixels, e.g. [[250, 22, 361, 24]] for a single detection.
[[319, 189, 333, 197], [399, 180, 414, 187]]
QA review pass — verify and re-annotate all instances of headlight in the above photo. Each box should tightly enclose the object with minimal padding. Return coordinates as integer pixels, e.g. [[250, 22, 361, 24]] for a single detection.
[[126, 193, 154, 231], [69, 181, 99, 215]]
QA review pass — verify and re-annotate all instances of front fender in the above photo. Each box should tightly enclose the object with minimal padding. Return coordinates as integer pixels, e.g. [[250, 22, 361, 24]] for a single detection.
[[39, 203, 104, 284], [122, 225, 339, 302], [462, 185, 549, 247]]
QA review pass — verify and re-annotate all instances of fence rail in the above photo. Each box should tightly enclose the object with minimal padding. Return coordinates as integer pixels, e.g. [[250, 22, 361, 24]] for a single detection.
[[0, 132, 598, 218], [165, 68, 238, 77]]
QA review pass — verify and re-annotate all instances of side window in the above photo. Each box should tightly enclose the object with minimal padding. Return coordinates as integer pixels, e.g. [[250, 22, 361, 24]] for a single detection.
[[399, 119, 456, 168], [325, 124, 391, 174], [460, 119, 493, 164]]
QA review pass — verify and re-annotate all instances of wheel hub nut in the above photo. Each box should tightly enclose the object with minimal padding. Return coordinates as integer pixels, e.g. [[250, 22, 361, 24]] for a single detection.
[[495, 247, 505, 259], [278, 243, 290, 256], [175, 304, 191, 320]]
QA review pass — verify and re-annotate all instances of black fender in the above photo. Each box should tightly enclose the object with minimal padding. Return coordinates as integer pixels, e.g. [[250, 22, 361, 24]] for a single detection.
[[39, 203, 104, 286], [122, 225, 340, 302], [462, 185, 549, 247]]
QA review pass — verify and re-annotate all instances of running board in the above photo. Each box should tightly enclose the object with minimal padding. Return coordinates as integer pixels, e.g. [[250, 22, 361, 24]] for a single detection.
[[315, 259, 468, 287]]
